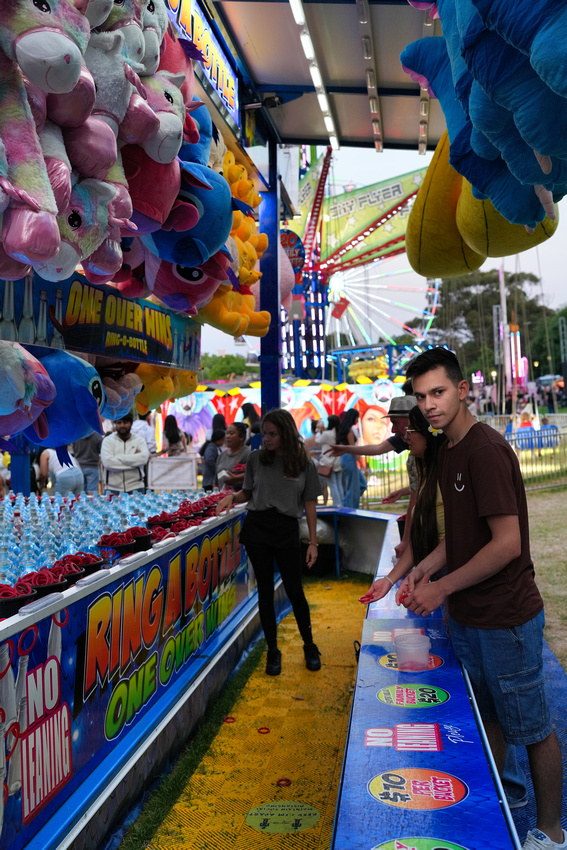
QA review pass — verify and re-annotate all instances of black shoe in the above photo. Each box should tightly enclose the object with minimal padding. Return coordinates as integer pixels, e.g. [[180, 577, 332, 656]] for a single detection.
[[303, 643, 321, 671], [266, 648, 281, 676]]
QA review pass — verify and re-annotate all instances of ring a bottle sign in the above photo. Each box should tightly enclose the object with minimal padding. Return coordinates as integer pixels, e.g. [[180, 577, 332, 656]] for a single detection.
[[280, 230, 306, 279]]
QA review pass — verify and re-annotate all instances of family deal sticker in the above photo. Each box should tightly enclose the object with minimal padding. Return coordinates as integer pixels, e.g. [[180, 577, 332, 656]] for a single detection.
[[245, 801, 320, 833], [380, 652, 444, 671], [378, 684, 450, 708], [368, 768, 468, 809], [372, 840, 469, 850]]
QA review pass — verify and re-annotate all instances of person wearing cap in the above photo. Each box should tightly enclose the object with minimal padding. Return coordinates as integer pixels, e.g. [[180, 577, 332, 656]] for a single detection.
[[101, 411, 150, 495], [331, 392, 419, 556]]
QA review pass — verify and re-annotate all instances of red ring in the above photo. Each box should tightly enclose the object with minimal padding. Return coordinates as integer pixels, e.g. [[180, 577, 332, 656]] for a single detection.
[[276, 778, 292, 787], [223, 716, 236, 723], [257, 727, 270, 734], [52, 608, 69, 628], [0, 708, 4, 723], [18, 625, 38, 656], [5, 722, 20, 760], [0, 641, 15, 679]]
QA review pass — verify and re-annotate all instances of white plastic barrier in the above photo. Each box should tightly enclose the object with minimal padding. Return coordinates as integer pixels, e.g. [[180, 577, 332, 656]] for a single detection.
[[147, 456, 198, 490]]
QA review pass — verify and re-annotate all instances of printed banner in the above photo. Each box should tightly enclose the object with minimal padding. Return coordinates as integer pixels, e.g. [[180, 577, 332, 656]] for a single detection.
[[0, 274, 201, 370], [164, 0, 239, 129], [170, 380, 408, 473], [0, 516, 249, 850], [320, 169, 426, 264]]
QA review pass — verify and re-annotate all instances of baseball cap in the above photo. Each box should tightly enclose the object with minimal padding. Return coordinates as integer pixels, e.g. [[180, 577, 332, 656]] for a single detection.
[[382, 395, 417, 418]]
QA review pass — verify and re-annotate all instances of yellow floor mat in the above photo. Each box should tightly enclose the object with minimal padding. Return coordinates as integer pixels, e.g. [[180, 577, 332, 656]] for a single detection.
[[146, 572, 370, 850]]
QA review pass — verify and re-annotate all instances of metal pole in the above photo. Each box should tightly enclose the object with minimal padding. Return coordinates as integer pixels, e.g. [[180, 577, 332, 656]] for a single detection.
[[259, 137, 281, 415]]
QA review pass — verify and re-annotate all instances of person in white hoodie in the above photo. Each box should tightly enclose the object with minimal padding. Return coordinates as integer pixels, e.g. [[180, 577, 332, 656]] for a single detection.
[[101, 411, 149, 494]]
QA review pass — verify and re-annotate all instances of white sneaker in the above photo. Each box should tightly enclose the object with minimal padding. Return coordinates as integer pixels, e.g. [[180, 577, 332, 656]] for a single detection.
[[523, 828, 567, 850]]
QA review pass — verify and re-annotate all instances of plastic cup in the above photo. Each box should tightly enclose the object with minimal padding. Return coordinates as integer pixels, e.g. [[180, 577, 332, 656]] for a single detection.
[[393, 632, 431, 672]]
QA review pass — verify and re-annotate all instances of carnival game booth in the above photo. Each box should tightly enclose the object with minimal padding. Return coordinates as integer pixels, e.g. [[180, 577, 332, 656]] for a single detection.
[[331, 518, 523, 850], [0, 502, 297, 850]]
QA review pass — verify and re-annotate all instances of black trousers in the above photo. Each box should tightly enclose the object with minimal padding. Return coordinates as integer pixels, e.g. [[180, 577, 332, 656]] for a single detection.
[[241, 509, 313, 650]]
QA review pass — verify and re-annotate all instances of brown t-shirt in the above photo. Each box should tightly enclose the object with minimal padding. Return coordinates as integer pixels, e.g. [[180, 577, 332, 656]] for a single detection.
[[439, 422, 543, 628]]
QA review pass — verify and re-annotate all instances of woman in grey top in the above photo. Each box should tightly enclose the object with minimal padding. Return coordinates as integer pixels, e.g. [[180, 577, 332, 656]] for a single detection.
[[216, 409, 323, 676]]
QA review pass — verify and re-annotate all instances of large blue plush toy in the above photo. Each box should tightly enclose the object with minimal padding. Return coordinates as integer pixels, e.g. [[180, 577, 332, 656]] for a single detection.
[[22, 349, 105, 456], [401, 0, 567, 228]]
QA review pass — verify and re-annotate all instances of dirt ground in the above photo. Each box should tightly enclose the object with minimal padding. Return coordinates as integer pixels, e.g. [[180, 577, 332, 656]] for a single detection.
[[526, 488, 567, 670]]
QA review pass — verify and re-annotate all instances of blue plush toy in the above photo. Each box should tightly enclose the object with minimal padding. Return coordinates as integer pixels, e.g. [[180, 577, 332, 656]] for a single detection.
[[469, 0, 567, 99], [22, 349, 105, 457], [401, 36, 546, 227]]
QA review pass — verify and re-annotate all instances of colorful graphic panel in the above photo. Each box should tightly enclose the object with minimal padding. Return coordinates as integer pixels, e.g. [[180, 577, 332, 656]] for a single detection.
[[0, 515, 249, 850], [332, 618, 518, 850]]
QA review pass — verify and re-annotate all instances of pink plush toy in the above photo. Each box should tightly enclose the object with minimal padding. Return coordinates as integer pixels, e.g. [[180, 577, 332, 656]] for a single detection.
[[0, 0, 90, 94], [33, 177, 134, 281], [0, 51, 60, 265], [141, 0, 170, 76], [95, 0, 145, 65], [143, 247, 232, 314], [0, 342, 56, 441], [135, 70, 186, 164]]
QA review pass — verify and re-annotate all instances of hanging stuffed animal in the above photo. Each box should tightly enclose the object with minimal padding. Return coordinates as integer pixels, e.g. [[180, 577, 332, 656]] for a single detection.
[[0, 342, 56, 440], [134, 363, 175, 413], [21, 349, 106, 457]]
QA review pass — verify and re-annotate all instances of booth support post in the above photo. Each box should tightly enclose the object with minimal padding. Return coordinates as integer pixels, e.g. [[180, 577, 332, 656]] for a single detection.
[[259, 137, 281, 414]]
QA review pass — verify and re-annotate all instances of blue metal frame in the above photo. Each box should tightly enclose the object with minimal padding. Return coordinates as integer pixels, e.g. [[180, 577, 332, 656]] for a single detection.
[[259, 137, 282, 414]]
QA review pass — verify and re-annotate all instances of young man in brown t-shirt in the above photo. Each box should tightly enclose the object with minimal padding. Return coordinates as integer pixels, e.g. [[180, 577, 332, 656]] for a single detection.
[[398, 347, 564, 850]]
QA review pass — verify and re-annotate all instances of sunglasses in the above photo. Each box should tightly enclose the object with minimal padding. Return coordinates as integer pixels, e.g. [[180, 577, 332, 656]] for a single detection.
[[404, 428, 418, 436]]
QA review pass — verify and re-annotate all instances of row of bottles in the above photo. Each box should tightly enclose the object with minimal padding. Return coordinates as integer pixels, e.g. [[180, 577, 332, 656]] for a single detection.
[[0, 278, 65, 348]]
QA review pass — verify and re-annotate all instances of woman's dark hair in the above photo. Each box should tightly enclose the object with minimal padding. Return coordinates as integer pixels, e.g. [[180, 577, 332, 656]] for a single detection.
[[163, 414, 181, 444], [211, 429, 226, 443], [212, 413, 227, 431], [326, 414, 340, 433], [337, 408, 359, 445], [408, 405, 447, 564], [241, 402, 260, 424], [228, 421, 247, 442], [259, 408, 310, 477]]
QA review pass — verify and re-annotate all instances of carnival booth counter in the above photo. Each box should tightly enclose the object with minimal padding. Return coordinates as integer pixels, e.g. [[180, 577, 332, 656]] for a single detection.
[[0, 497, 262, 850]]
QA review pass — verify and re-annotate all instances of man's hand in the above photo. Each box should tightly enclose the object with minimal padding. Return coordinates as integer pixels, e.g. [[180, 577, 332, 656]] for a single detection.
[[359, 577, 394, 604], [395, 565, 428, 606], [402, 581, 448, 617]]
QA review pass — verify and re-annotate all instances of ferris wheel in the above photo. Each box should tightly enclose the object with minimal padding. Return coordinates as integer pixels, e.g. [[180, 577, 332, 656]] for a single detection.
[[325, 259, 440, 351]]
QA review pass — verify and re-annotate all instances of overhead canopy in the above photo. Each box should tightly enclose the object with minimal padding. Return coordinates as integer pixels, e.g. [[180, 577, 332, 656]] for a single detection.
[[214, 0, 445, 151]]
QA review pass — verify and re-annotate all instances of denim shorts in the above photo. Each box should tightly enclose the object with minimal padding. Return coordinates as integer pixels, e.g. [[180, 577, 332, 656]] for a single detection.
[[448, 610, 552, 746]]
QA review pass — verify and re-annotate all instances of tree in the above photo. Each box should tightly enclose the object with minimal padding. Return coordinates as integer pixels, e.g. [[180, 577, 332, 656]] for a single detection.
[[199, 354, 247, 381], [394, 269, 556, 383]]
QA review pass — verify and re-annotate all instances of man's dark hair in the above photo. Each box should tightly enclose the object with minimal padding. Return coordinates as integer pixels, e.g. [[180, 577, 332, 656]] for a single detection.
[[406, 348, 464, 387]]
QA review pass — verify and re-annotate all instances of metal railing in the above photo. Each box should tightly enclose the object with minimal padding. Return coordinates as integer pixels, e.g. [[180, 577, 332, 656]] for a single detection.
[[359, 425, 567, 510]]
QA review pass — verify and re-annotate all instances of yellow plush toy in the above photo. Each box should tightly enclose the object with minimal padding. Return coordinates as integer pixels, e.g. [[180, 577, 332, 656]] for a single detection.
[[407, 130, 560, 278], [134, 364, 175, 414], [195, 285, 249, 337], [455, 179, 559, 257], [169, 370, 198, 400], [406, 131, 486, 278]]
